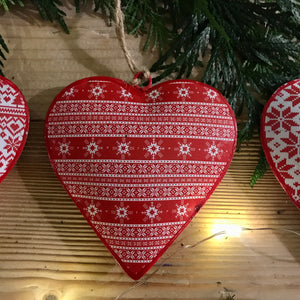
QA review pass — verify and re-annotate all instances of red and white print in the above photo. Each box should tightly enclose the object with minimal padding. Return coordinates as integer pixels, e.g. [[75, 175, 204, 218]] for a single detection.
[[0, 76, 29, 183], [45, 76, 237, 280], [261, 78, 300, 209]]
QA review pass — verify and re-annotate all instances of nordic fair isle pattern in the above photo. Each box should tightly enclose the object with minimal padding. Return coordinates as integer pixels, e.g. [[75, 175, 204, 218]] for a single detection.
[[261, 78, 300, 209], [45, 77, 237, 280], [0, 76, 29, 183]]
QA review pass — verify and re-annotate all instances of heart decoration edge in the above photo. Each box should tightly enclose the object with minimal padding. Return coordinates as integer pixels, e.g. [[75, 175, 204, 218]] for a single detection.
[[44, 76, 237, 280], [0, 75, 30, 183], [261, 78, 300, 209]]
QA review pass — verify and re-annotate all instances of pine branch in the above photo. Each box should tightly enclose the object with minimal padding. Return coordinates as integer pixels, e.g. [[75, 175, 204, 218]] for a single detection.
[[31, 0, 69, 33], [0, 0, 23, 11], [150, 0, 299, 147], [0, 35, 9, 76], [151, 14, 210, 82], [250, 149, 269, 187], [123, 0, 170, 52], [93, 0, 114, 21]]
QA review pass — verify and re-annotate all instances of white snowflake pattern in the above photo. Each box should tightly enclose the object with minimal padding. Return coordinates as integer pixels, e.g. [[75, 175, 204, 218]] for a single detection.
[[138, 164, 149, 174], [78, 163, 87, 173], [175, 84, 193, 100], [188, 164, 197, 174], [176, 140, 194, 160], [149, 227, 159, 236], [176, 204, 187, 216], [164, 104, 174, 113], [126, 188, 135, 197], [67, 184, 77, 195], [62, 87, 78, 99], [114, 187, 124, 197], [198, 186, 208, 196], [103, 124, 113, 134], [89, 163, 99, 173], [102, 163, 111, 173], [79, 185, 87, 195], [164, 125, 173, 134], [115, 139, 132, 159], [137, 188, 147, 198], [118, 87, 132, 100], [142, 202, 162, 223], [210, 165, 223, 175], [126, 164, 136, 174], [147, 88, 163, 102], [112, 202, 131, 223], [163, 187, 172, 197], [208, 144, 218, 157], [56, 139, 73, 158], [163, 164, 174, 174], [205, 141, 224, 161], [83, 138, 102, 158], [151, 164, 161, 174], [204, 88, 218, 101], [114, 164, 124, 174], [173, 201, 191, 221], [144, 138, 164, 159], [89, 186, 98, 196], [150, 187, 160, 197], [115, 228, 124, 237], [88, 83, 107, 99], [83, 201, 102, 221], [187, 186, 196, 196], [137, 228, 147, 237]]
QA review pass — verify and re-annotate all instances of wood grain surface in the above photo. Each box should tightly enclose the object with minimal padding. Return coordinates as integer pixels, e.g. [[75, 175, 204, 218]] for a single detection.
[[1, 121, 300, 300], [0, 9, 300, 300], [0, 8, 161, 121]]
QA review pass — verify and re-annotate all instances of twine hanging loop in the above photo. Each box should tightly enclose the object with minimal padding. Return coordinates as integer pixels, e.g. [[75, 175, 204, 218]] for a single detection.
[[114, 0, 151, 88]]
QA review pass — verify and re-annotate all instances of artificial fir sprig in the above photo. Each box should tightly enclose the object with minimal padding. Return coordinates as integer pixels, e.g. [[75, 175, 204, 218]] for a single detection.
[[123, 0, 170, 52], [151, 0, 299, 145], [0, 35, 9, 77], [250, 149, 269, 187], [31, 0, 69, 33], [0, 0, 23, 11]]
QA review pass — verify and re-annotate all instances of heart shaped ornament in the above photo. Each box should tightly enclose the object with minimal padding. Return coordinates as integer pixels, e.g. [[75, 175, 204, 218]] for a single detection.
[[45, 76, 237, 279], [0, 76, 29, 183], [261, 78, 300, 209]]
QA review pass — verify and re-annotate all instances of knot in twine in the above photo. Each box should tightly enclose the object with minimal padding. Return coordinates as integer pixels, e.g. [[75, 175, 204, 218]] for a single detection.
[[114, 0, 151, 86]]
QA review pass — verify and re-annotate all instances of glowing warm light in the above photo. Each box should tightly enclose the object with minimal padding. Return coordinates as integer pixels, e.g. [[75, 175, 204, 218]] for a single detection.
[[212, 223, 242, 239]]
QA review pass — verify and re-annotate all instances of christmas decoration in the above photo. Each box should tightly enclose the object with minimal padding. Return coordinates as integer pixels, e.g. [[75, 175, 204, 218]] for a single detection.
[[0, 76, 29, 182], [0, 0, 299, 152], [261, 79, 300, 209], [45, 76, 237, 279]]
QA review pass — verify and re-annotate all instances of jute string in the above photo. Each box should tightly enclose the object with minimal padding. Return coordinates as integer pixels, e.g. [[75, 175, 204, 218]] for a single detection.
[[114, 0, 150, 84]]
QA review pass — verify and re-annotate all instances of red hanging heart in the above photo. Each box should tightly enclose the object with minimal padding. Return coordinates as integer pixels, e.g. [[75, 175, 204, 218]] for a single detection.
[[261, 78, 300, 209], [0, 76, 29, 183], [45, 76, 237, 280]]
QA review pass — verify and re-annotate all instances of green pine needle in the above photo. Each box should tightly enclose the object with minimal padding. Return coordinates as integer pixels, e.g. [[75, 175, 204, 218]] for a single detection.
[[0, 35, 9, 76], [31, 0, 69, 33], [0, 0, 24, 11], [250, 149, 269, 187]]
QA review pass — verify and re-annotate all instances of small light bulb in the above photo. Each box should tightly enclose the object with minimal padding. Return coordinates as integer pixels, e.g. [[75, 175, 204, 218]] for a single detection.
[[211, 223, 242, 238], [224, 224, 242, 237]]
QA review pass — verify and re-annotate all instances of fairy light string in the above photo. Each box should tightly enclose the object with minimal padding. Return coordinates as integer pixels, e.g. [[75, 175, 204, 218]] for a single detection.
[[114, 226, 300, 300]]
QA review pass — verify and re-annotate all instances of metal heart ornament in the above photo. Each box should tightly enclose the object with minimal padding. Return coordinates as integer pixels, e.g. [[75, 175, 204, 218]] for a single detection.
[[45, 76, 237, 280], [0, 76, 29, 183], [261, 78, 300, 209]]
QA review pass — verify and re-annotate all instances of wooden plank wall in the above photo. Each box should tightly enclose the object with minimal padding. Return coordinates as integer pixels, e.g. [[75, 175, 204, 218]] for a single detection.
[[1, 8, 300, 300]]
